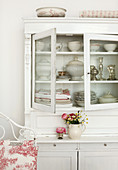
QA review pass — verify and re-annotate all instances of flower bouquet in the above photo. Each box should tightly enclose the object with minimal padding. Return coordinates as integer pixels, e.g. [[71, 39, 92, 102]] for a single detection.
[[62, 111, 88, 139], [62, 111, 88, 125]]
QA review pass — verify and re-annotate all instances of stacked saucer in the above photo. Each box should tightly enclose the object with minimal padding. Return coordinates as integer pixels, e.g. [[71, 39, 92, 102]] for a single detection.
[[74, 91, 98, 107]]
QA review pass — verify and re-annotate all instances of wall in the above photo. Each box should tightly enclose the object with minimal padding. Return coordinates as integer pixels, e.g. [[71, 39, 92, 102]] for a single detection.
[[0, 0, 118, 139]]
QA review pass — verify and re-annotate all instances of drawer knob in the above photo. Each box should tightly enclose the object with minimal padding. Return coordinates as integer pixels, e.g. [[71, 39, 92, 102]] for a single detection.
[[53, 144, 56, 147], [104, 143, 107, 146]]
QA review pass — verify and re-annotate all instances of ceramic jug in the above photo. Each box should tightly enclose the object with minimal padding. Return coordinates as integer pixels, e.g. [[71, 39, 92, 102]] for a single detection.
[[68, 124, 86, 139]]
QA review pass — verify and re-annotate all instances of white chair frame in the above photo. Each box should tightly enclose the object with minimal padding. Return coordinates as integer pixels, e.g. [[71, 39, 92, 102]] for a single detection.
[[0, 112, 36, 142]]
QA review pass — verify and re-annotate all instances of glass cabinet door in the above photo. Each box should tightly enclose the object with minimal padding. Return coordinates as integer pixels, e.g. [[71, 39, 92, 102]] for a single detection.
[[32, 28, 56, 112], [84, 33, 118, 110]]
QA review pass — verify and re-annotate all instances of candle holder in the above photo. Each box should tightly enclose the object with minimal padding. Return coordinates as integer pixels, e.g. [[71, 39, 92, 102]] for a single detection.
[[107, 65, 116, 80], [91, 66, 99, 80], [98, 57, 106, 80]]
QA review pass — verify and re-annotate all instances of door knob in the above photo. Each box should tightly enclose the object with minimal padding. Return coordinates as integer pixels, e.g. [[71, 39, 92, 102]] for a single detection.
[[87, 72, 91, 74]]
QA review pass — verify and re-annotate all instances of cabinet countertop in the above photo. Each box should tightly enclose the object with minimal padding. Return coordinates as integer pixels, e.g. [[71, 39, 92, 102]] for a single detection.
[[36, 135, 118, 144]]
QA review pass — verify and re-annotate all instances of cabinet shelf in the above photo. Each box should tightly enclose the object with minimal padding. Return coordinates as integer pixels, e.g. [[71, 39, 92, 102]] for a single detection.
[[36, 51, 84, 55], [56, 52, 84, 55], [36, 51, 118, 56], [56, 81, 83, 83], [56, 106, 83, 112], [35, 81, 84, 84], [91, 80, 118, 83], [36, 80, 118, 84], [91, 52, 118, 55]]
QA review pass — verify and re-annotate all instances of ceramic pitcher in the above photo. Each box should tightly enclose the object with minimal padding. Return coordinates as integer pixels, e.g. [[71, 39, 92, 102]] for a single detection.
[[68, 124, 86, 140]]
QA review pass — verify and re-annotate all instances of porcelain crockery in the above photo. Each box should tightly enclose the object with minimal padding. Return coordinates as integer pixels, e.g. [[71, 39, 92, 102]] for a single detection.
[[67, 41, 82, 52], [104, 44, 117, 52], [99, 92, 118, 103], [36, 7, 66, 17], [68, 124, 86, 139], [49, 43, 63, 51], [90, 43, 100, 52], [36, 59, 51, 80], [66, 56, 84, 80]]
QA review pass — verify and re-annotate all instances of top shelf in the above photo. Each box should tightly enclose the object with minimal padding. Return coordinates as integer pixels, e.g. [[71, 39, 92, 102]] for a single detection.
[[36, 51, 118, 56], [24, 17, 118, 24]]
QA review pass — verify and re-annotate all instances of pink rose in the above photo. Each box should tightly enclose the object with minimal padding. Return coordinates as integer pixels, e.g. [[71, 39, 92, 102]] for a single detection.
[[62, 113, 68, 120], [56, 127, 66, 134], [61, 127, 66, 134]]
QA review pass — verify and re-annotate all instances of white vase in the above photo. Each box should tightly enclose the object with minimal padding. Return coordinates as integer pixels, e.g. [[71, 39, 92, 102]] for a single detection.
[[68, 124, 86, 140]]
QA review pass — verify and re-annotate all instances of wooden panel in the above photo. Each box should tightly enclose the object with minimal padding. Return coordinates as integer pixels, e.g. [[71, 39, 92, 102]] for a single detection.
[[80, 151, 118, 170], [37, 151, 77, 170], [38, 143, 78, 151], [80, 143, 118, 151]]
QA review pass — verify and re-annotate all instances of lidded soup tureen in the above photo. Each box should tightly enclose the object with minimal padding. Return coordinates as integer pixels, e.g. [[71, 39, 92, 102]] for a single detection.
[[36, 59, 51, 80], [99, 92, 118, 104], [66, 56, 84, 81]]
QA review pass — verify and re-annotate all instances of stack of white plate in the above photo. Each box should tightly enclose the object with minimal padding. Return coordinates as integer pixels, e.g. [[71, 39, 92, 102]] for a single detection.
[[74, 91, 98, 107]]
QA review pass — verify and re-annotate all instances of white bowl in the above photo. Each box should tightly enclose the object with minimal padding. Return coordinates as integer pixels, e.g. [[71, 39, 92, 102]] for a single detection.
[[90, 43, 100, 52], [36, 41, 44, 51], [67, 41, 81, 52], [99, 92, 118, 103], [36, 7, 66, 17], [104, 44, 117, 52]]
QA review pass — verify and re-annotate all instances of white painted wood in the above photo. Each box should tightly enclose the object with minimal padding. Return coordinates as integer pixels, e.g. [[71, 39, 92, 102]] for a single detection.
[[38, 143, 78, 151], [35, 81, 83, 84], [37, 151, 77, 170], [91, 81, 118, 84], [51, 28, 56, 113], [24, 18, 118, 36], [32, 28, 56, 113], [91, 52, 118, 55], [36, 51, 84, 55], [24, 18, 118, 136], [24, 34, 32, 115], [79, 151, 118, 170], [80, 143, 118, 151], [84, 33, 118, 111], [23, 17, 118, 24], [36, 140, 118, 170]]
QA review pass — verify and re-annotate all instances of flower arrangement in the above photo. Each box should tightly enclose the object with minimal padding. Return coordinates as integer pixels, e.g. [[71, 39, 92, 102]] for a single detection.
[[56, 127, 66, 139], [62, 111, 88, 125]]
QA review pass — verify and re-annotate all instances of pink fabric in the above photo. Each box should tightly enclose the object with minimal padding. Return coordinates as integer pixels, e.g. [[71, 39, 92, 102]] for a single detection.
[[79, 10, 118, 18], [0, 140, 38, 170]]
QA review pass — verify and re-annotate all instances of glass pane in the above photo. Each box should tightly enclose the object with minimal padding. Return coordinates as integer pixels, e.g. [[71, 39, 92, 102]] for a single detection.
[[34, 36, 51, 106], [55, 34, 84, 109], [90, 39, 118, 105]]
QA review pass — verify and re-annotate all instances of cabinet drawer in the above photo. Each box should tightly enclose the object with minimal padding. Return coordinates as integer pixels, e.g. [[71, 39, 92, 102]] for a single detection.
[[80, 143, 118, 151], [38, 143, 78, 151]]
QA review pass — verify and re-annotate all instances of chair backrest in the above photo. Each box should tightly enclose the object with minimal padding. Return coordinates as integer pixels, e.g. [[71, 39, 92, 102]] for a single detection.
[[0, 112, 38, 170], [0, 112, 36, 142]]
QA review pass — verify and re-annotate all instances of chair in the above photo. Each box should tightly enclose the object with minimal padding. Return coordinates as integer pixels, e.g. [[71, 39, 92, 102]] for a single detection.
[[0, 112, 38, 170]]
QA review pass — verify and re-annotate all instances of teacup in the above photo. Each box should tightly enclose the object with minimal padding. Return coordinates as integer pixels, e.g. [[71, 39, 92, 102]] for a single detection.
[[48, 43, 63, 51]]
